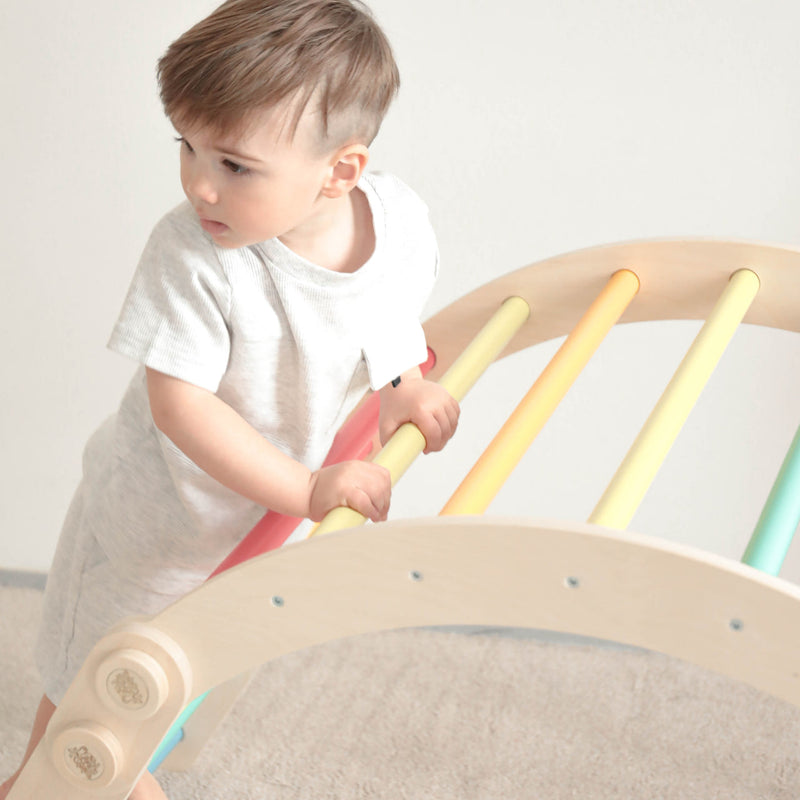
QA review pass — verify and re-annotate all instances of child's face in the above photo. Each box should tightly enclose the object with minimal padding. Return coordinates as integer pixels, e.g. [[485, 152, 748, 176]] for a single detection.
[[176, 105, 338, 249]]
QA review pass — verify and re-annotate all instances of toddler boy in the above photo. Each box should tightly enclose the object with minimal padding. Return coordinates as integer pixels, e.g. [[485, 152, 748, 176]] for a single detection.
[[1, 1, 458, 798]]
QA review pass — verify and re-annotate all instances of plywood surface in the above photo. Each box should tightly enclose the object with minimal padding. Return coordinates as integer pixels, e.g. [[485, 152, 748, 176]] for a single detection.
[[151, 516, 800, 708]]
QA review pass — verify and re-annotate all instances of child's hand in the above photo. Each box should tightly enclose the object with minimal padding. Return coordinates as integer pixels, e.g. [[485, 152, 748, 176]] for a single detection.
[[379, 368, 460, 453], [308, 461, 392, 522]]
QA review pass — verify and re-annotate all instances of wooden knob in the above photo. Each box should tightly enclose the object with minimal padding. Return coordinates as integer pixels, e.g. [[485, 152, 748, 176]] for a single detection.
[[95, 648, 169, 719], [52, 722, 123, 789]]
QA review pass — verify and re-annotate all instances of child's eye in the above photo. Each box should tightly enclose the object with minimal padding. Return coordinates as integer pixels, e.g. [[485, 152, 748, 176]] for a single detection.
[[174, 136, 194, 153], [223, 159, 249, 176]]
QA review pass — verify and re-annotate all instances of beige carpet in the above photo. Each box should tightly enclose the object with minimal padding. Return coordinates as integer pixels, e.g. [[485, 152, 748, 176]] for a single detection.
[[2, 584, 800, 799]]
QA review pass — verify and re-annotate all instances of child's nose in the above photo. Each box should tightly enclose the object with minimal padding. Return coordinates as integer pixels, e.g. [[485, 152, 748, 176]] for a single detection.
[[186, 169, 219, 205]]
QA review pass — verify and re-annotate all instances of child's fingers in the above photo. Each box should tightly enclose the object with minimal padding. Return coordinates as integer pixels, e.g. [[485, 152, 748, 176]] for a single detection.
[[348, 487, 390, 522], [340, 463, 391, 520], [309, 462, 391, 521], [344, 464, 391, 521], [377, 382, 460, 453], [421, 400, 460, 453], [444, 396, 461, 432]]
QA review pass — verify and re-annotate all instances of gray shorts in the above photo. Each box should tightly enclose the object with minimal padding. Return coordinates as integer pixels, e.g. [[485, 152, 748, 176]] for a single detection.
[[35, 484, 201, 705]]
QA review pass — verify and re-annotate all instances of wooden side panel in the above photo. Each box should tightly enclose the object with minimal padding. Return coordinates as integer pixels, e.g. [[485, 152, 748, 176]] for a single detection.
[[423, 240, 800, 381]]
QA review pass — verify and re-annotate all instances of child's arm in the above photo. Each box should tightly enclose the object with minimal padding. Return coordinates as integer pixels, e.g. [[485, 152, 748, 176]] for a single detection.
[[377, 366, 460, 453], [146, 368, 391, 522]]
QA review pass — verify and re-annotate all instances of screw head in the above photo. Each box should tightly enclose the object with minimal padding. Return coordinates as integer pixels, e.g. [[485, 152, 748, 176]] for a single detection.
[[729, 618, 744, 632], [565, 576, 580, 589], [271, 596, 285, 608], [409, 570, 424, 582]]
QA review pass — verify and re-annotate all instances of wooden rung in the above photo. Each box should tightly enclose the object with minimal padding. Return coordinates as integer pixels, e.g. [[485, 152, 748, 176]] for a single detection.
[[441, 269, 639, 516], [312, 295, 531, 536], [156, 672, 252, 772], [742, 423, 800, 575], [589, 269, 760, 530]]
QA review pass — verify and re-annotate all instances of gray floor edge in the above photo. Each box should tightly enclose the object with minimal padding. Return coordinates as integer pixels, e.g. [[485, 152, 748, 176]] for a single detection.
[[0, 569, 47, 590]]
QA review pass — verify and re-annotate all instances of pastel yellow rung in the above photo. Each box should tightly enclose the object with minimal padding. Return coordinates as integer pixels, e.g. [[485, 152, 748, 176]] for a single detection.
[[441, 269, 640, 516], [312, 296, 531, 536], [589, 268, 760, 530]]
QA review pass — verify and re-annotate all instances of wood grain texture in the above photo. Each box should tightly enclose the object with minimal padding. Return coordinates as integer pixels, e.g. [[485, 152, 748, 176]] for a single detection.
[[151, 517, 800, 708]]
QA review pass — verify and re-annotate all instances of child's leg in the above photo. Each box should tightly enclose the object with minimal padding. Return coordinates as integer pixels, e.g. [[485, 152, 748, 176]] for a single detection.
[[0, 693, 168, 800], [129, 770, 169, 799], [0, 694, 55, 800]]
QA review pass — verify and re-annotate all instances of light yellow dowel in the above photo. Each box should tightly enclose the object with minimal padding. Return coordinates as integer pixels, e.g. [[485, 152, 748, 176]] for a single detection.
[[441, 269, 641, 516], [589, 268, 760, 530], [312, 296, 531, 536]]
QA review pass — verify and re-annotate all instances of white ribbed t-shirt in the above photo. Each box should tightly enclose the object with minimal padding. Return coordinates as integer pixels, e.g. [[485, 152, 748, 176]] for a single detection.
[[80, 171, 438, 589]]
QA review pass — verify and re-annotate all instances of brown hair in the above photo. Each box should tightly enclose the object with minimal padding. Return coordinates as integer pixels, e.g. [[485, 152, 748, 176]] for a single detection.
[[157, 0, 399, 148]]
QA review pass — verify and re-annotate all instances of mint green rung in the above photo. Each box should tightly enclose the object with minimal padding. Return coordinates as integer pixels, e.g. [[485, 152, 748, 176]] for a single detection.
[[148, 692, 208, 772], [742, 423, 800, 576]]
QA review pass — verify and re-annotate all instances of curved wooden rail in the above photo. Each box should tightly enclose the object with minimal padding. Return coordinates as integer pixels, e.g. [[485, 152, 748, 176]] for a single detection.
[[14, 516, 800, 798], [156, 516, 800, 705], [423, 239, 800, 382]]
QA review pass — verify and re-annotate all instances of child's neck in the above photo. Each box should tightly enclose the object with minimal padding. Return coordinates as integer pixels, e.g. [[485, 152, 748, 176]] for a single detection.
[[279, 188, 375, 274]]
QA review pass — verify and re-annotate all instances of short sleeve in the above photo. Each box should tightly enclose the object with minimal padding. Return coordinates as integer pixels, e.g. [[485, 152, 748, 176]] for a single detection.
[[108, 205, 232, 392], [362, 316, 429, 390], [358, 172, 440, 390]]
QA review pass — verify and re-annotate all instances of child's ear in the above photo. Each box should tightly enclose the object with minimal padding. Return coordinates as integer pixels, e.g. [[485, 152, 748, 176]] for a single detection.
[[322, 144, 369, 198]]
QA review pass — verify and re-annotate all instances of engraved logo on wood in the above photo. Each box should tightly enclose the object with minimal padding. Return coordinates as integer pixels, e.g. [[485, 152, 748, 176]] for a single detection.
[[108, 667, 148, 708], [66, 745, 104, 781]]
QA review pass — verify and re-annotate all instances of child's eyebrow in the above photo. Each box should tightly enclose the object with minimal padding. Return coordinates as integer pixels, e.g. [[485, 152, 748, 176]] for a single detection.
[[214, 144, 264, 165]]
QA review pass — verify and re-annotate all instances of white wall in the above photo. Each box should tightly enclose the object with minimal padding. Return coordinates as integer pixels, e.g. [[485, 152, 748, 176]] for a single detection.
[[2, 0, 799, 579]]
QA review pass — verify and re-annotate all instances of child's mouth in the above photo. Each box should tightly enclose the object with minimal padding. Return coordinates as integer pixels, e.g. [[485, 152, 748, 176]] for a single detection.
[[199, 218, 229, 236]]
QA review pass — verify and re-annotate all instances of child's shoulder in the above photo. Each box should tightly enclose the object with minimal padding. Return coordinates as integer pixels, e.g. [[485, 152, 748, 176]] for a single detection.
[[361, 171, 438, 280], [149, 201, 210, 249], [145, 202, 239, 269], [361, 171, 431, 217], [135, 202, 239, 291]]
